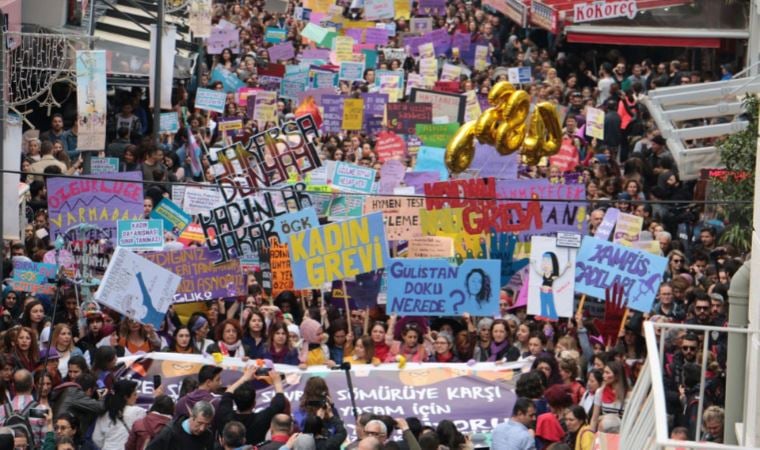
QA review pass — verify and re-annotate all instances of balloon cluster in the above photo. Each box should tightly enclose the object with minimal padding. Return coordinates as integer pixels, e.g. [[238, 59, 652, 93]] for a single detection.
[[445, 81, 563, 173]]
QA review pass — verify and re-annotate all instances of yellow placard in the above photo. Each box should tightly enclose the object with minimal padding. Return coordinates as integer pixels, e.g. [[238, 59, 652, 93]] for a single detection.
[[342, 98, 364, 130], [394, 0, 411, 19], [334, 36, 355, 62]]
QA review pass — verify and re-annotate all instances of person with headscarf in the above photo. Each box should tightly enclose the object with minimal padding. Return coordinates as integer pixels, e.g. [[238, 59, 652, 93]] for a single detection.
[[299, 317, 335, 369]]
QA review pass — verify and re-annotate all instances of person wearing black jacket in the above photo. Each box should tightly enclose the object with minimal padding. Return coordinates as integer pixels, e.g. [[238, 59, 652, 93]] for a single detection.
[[146, 401, 215, 450], [215, 365, 287, 446]]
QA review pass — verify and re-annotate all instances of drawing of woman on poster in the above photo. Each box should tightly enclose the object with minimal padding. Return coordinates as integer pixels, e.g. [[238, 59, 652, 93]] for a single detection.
[[465, 268, 492, 310], [531, 252, 571, 320]]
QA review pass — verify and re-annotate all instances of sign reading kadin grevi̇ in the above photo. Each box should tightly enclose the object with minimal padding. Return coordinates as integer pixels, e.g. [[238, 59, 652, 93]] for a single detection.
[[573, 1, 637, 23]]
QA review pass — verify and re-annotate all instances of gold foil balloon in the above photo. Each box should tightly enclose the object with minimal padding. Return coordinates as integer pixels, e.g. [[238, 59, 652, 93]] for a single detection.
[[444, 83, 562, 173], [445, 120, 477, 173]]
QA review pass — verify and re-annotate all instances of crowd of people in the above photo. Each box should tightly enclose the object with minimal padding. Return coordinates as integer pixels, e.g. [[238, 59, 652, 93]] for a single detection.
[[3, 0, 745, 449]]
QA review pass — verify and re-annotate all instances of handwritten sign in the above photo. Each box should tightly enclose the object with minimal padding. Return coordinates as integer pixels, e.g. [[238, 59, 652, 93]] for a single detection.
[[143, 247, 245, 303], [342, 98, 364, 130], [183, 186, 223, 215], [527, 236, 576, 319], [96, 248, 181, 327], [407, 236, 454, 258], [586, 107, 605, 140], [159, 112, 180, 132], [117, 220, 164, 252], [613, 213, 643, 245], [386, 103, 433, 135], [386, 259, 500, 316], [575, 236, 668, 312], [375, 131, 407, 162], [270, 240, 294, 297], [330, 161, 376, 194], [90, 157, 120, 175], [195, 88, 227, 113], [289, 212, 389, 288], [363, 196, 425, 240], [339, 61, 365, 81], [415, 123, 460, 148]]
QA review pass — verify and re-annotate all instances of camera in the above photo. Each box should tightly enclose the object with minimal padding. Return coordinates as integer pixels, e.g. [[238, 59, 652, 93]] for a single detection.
[[307, 399, 328, 408], [29, 407, 48, 419], [255, 367, 271, 376]]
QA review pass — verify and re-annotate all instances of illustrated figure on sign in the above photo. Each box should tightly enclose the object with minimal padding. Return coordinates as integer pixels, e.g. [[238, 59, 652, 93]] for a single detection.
[[531, 251, 571, 320], [465, 268, 492, 309]]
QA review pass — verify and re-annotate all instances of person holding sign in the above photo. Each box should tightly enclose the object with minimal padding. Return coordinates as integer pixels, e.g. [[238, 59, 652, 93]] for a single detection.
[[387, 320, 428, 363], [531, 252, 572, 320]]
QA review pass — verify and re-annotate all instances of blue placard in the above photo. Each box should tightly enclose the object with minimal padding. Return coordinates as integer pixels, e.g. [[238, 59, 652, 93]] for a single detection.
[[12, 260, 57, 283], [117, 219, 165, 252], [159, 112, 180, 133], [518, 66, 532, 83], [386, 259, 500, 316], [331, 162, 376, 194], [265, 26, 287, 43], [272, 207, 319, 244], [574, 236, 668, 312], [210, 66, 246, 93], [288, 212, 389, 289], [150, 198, 191, 236], [195, 88, 227, 113], [414, 146, 449, 181]]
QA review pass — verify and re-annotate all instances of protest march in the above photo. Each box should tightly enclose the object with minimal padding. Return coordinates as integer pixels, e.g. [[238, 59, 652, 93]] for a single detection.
[[0, 0, 750, 449]]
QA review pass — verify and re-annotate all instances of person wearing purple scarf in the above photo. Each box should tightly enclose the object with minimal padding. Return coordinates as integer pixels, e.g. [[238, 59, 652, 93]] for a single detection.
[[487, 319, 520, 362]]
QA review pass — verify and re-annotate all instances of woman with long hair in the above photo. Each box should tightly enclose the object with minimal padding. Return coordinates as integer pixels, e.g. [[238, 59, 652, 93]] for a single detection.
[[295, 377, 338, 431], [35, 371, 54, 409], [263, 323, 299, 365], [580, 369, 603, 416], [368, 321, 391, 362], [12, 326, 40, 372], [206, 319, 248, 358], [114, 319, 161, 357], [465, 268, 492, 309], [162, 326, 198, 354], [558, 357, 586, 405], [326, 319, 350, 365], [386, 323, 428, 363], [564, 405, 594, 450], [531, 251, 570, 320], [65, 355, 90, 383], [20, 300, 49, 345], [241, 309, 268, 359], [590, 361, 629, 431], [532, 354, 563, 387], [92, 379, 145, 450], [343, 335, 379, 365], [49, 324, 83, 379]]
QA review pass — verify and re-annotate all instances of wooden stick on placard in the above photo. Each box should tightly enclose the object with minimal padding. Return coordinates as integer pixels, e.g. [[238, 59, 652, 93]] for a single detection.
[[363, 306, 370, 335], [342, 280, 351, 320], [576, 295, 586, 316], [616, 308, 630, 343]]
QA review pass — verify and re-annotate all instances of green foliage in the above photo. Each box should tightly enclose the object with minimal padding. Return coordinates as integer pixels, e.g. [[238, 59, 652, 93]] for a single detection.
[[712, 94, 758, 252]]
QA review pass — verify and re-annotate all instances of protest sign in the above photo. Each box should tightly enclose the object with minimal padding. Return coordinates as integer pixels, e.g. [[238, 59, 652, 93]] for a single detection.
[[410, 17, 433, 34], [150, 198, 191, 236], [311, 69, 338, 88], [47, 172, 143, 240], [469, 143, 519, 179], [76, 50, 107, 150], [365, 0, 394, 19], [613, 213, 643, 245], [208, 23, 240, 53], [330, 161, 376, 194], [575, 236, 668, 312], [251, 91, 277, 125], [410, 89, 466, 124], [440, 63, 462, 82], [11, 260, 58, 294], [342, 98, 365, 130], [376, 70, 405, 101], [339, 61, 365, 81], [404, 171, 440, 194], [363, 196, 425, 240], [302, 23, 330, 44], [90, 157, 120, 175], [211, 66, 246, 93], [414, 146, 449, 181], [268, 42, 295, 61], [415, 123, 460, 148], [378, 160, 406, 195], [407, 236, 454, 258], [331, 270, 384, 309], [322, 94, 344, 133], [264, 26, 287, 43], [375, 131, 407, 163], [362, 92, 388, 135], [199, 116, 322, 263], [364, 28, 389, 45], [289, 212, 389, 289], [188, 0, 212, 37], [183, 186, 223, 215], [270, 240, 294, 297], [595, 208, 619, 241], [272, 208, 320, 244], [507, 67, 532, 84], [96, 248, 181, 327], [280, 68, 309, 100], [117, 220, 164, 252], [143, 247, 245, 303], [527, 236, 576, 319], [195, 88, 227, 113], [327, 196, 365, 221], [8, 280, 56, 295], [386, 103, 433, 135], [585, 107, 605, 140], [386, 259, 500, 316], [178, 222, 205, 247], [159, 112, 180, 133], [120, 353, 524, 441]]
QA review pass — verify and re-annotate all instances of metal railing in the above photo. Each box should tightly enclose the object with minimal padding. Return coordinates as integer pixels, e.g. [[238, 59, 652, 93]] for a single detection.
[[620, 321, 758, 449]]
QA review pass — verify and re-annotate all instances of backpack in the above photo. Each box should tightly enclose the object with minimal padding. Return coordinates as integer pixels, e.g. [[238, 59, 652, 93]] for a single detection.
[[3, 400, 39, 448]]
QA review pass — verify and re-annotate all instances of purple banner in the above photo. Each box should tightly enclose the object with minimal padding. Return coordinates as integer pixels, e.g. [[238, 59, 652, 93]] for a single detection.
[[322, 94, 344, 133], [362, 92, 388, 136], [268, 42, 295, 61], [345, 28, 363, 42], [417, 0, 446, 15], [118, 354, 523, 442], [331, 269, 384, 309], [495, 179, 587, 240], [301, 48, 331, 61], [365, 28, 389, 45], [143, 247, 245, 303], [427, 27, 451, 55], [451, 32, 471, 51], [47, 171, 144, 239], [470, 142, 519, 180], [404, 171, 440, 194]]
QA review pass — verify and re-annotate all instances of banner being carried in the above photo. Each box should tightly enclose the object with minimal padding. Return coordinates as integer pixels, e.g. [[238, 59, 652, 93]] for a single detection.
[[76, 51, 107, 150]]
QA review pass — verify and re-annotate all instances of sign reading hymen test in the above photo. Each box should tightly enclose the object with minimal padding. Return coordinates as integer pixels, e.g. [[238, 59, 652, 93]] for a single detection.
[[288, 212, 389, 288]]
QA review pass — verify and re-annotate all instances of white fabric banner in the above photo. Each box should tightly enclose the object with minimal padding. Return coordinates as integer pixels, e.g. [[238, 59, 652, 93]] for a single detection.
[[3, 115, 22, 240], [149, 24, 177, 110], [76, 50, 107, 151]]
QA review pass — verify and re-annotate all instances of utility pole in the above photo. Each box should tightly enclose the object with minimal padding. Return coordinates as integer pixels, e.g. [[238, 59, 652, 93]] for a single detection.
[[0, 13, 6, 271], [152, 0, 164, 144]]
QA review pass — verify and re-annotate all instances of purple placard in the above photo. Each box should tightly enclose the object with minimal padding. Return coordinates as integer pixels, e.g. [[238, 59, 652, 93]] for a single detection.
[[417, 0, 446, 15], [301, 48, 331, 61], [365, 28, 389, 45], [345, 28, 363, 42], [268, 42, 295, 61], [47, 171, 144, 239], [495, 179, 587, 238], [451, 32, 471, 51], [143, 247, 245, 303], [427, 27, 451, 55], [403, 35, 422, 56], [322, 94, 344, 133], [470, 142, 519, 180], [403, 171, 440, 194], [330, 269, 384, 309], [362, 92, 388, 136], [379, 159, 407, 194]]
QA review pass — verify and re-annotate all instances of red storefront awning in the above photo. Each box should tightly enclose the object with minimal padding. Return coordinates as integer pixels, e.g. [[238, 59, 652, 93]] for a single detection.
[[566, 32, 721, 48]]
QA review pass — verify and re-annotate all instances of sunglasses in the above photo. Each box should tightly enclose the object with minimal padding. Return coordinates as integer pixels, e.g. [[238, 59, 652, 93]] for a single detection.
[[695, 306, 709, 311], [672, 259, 683, 263], [681, 346, 696, 352]]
